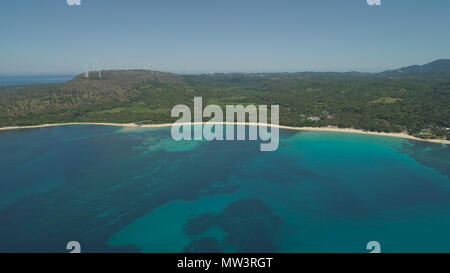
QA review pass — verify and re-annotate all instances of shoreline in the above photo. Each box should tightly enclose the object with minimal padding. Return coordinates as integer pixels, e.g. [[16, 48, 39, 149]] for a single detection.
[[0, 121, 448, 144]]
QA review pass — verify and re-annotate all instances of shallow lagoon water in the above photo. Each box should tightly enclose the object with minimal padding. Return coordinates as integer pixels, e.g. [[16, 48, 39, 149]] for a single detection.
[[0, 125, 448, 252]]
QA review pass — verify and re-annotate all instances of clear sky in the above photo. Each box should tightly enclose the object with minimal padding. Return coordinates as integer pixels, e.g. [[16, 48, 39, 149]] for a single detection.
[[1, 0, 449, 75]]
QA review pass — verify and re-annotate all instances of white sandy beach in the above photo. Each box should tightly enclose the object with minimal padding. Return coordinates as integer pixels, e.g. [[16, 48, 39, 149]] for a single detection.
[[0, 121, 448, 144]]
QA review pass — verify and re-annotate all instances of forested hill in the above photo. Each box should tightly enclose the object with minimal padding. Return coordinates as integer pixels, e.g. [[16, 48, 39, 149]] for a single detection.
[[0, 60, 449, 140], [379, 59, 450, 78]]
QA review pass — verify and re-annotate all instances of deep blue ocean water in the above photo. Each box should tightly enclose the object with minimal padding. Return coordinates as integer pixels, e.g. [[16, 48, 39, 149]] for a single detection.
[[0, 75, 73, 86], [0, 125, 448, 253]]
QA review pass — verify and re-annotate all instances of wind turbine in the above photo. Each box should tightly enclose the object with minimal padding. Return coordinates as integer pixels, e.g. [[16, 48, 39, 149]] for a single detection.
[[84, 64, 89, 78], [97, 62, 102, 78], [93, 60, 101, 78], [149, 64, 154, 76], [144, 64, 154, 80]]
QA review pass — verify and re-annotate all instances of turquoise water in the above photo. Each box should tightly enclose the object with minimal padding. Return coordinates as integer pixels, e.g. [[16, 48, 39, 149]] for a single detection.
[[0, 125, 448, 253]]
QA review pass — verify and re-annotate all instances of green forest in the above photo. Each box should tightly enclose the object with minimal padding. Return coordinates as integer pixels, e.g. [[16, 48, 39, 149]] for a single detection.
[[0, 68, 449, 140]]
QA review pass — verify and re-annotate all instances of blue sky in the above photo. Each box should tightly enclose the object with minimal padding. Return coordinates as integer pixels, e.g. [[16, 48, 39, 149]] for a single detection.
[[1, 0, 449, 75]]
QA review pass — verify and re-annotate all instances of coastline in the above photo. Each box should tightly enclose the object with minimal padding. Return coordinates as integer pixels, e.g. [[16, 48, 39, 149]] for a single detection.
[[0, 121, 448, 145]]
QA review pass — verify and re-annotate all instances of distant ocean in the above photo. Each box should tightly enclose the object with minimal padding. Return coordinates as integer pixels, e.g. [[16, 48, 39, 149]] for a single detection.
[[0, 75, 74, 86], [0, 125, 448, 253]]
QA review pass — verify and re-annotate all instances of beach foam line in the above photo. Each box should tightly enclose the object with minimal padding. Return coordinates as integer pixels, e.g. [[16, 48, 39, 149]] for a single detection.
[[0, 122, 448, 144], [0, 122, 139, 131]]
